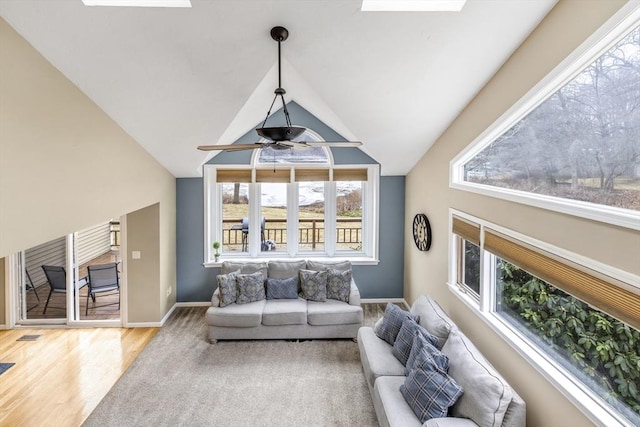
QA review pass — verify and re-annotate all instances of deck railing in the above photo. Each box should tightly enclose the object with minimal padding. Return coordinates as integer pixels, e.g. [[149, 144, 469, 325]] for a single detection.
[[222, 218, 361, 251]]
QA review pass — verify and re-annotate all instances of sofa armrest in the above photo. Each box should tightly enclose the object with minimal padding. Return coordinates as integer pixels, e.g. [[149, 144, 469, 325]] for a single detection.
[[211, 288, 221, 307], [349, 279, 361, 306], [424, 418, 479, 427]]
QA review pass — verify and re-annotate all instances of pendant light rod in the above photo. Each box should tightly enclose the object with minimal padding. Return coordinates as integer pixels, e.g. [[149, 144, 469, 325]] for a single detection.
[[256, 26, 306, 141]]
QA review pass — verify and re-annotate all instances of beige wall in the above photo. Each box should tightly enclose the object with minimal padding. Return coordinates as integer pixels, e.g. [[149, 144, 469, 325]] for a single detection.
[[0, 19, 176, 323], [404, 1, 639, 427]]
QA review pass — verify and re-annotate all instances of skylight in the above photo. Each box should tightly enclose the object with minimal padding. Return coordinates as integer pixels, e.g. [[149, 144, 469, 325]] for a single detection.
[[82, 0, 191, 7], [361, 0, 466, 12]]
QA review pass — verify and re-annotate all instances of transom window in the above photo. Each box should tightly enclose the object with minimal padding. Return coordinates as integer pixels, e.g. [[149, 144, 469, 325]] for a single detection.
[[203, 130, 379, 264], [451, 11, 640, 230]]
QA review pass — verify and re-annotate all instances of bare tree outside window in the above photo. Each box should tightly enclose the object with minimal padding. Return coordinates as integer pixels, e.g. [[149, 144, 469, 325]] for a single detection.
[[465, 26, 640, 210]]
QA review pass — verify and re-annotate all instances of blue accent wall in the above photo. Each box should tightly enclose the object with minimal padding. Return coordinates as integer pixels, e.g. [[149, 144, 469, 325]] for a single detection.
[[176, 175, 405, 301], [177, 103, 404, 301]]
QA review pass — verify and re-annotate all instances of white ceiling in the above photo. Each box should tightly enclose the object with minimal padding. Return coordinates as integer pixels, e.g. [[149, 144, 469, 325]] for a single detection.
[[0, 0, 557, 177]]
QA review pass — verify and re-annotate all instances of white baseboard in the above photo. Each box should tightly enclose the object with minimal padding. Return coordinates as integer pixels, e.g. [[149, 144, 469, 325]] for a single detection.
[[125, 303, 177, 328], [361, 298, 409, 309], [175, 302, 211, 307]]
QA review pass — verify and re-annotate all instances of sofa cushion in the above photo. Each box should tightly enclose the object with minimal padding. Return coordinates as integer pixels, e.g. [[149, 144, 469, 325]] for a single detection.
[[306, 260, 352, 272], [376, 303, 420, 346], [307, 300, 363, 325], [373, 376, 423, 427], [236, 271, 266, 304], [266, 276, 298, 300], [392, 317, 439, 366], [358, 327, 406, 391], [442, 329, 513, 427], [406, 332, 449, 375], [221, 261, 268, 281], [410, 295, 454, 350], [216, 271, 239, 307], [299, 269, 328, 302], [205, 299, 266, 328], [268, 259, 307, 279], [326, 268, 352, 302], [400, 348, 463, 423], [262, 298, 307, 326]]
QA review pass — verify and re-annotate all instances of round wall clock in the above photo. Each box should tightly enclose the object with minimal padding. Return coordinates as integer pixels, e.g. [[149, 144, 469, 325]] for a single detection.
[[412, 213, 432, 251]]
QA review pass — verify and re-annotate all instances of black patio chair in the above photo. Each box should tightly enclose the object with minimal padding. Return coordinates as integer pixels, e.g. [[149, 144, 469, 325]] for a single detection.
[[41, 265, 67, 314], [86, 263, 120, 315]]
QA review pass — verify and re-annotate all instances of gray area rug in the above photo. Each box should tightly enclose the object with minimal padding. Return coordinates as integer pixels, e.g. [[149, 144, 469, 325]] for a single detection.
[[84, 307, 377, 427]]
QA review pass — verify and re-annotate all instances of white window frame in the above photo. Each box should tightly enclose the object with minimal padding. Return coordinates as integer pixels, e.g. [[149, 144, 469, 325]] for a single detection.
[[450, 4, 640, 231], [203, 163, 380, 266], [448, 208, 640, 427]]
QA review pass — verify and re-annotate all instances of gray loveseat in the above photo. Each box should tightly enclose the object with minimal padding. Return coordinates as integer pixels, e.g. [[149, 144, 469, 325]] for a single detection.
[[206, 259, 363, 343], [358, 295, 525, 427]]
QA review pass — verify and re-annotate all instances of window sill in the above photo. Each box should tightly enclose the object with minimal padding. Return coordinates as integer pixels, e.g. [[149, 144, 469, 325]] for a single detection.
[[447, 282, 633, 427], [203, 255, 379, 268]]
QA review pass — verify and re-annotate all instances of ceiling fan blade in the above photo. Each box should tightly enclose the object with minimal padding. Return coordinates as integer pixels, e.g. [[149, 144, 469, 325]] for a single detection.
[[197, 143, 263, 151], [276, 140, 309, 148]]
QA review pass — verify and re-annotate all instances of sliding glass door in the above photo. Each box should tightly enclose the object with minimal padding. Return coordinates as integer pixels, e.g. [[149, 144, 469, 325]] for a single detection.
[[15, 220, 122, 325]]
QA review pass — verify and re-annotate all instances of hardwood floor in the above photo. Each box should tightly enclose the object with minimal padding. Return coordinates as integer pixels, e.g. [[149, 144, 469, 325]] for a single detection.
[[0, 302, 400, 426], [0, 326, 157, 427]]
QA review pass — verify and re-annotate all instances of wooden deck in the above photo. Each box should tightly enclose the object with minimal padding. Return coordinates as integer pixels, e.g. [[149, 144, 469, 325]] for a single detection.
[[24, 251, 121, 321]]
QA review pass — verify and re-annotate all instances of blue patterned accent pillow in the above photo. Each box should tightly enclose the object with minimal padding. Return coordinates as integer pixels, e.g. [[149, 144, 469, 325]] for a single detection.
[[299, 269, 328, 302], [392, 317, 439, 366], [236, 271, 266, 304], [266, 276, 298, 300], [375, 303, 420, 346], [400, 348, 463, 422], [216, 271, 238, 307], [406, 331, 449, 375], [326, 268, 351, 302]]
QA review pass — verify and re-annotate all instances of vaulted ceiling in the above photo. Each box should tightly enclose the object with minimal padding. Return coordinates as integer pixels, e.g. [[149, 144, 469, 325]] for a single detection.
[[0, 0, 557, 177]]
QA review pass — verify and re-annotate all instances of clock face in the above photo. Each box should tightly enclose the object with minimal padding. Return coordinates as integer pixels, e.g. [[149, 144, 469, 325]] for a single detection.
[[412, 214, 431, 251]]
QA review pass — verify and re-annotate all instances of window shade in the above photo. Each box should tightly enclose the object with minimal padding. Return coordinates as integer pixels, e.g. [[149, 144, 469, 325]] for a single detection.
[[216, 169, 251, 183], [485, 229, 640, 330], [333, 168, 368, 181], [295, 168, 330, 182], [255, 169, 291, 183], [452, 215, 480, 246]]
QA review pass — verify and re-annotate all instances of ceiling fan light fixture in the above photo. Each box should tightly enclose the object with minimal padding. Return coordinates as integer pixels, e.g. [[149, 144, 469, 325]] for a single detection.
[[256, 126, 306, 142], [255, 26, 307, 142]]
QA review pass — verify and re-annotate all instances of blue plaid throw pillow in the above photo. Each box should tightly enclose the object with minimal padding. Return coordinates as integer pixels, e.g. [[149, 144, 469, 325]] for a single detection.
[[405, 332, 449, 375], [392, 317, 439, 366], [375, 303, 420, 346], [266, 276, 298, 300], [400, 348, 463, 422]]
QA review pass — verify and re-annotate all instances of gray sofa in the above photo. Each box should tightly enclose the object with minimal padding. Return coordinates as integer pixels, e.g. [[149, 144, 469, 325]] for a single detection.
[[358, 295, 525, 427], [206, 259, 363, 343]]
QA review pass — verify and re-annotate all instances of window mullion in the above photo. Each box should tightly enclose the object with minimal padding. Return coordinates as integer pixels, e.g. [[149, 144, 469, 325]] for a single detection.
[[287, 182, 298, 256], [325, 181, 336, 256], [249, 183, 261, 257], [479, 225, 495, 312]]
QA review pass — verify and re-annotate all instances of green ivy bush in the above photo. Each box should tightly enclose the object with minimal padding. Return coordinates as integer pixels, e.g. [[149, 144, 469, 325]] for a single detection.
[[498, 260, 640, 417]]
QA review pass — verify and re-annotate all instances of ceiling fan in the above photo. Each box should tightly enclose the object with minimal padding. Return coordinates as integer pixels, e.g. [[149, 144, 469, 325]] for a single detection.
[[197, 26, 362, 152]]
